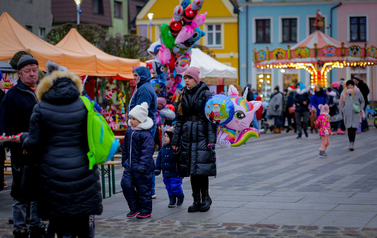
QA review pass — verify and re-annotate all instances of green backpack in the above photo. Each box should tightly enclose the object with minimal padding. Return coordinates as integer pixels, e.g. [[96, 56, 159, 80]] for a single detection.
[[80, 96, 119, 170]]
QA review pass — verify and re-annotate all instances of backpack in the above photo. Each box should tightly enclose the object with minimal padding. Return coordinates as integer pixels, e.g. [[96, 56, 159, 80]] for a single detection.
[[80, 96, 119, 170]]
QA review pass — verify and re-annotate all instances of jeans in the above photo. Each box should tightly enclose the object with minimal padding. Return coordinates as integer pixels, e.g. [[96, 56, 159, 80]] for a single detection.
[[163, 177, 183, 196], [273, 116, 281, 128], [12, 199, 42, 232], [295, 111, 309, 135], [252, 113, 259, 130]]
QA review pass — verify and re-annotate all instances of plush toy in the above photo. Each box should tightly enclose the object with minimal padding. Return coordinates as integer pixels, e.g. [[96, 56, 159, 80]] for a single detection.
[[215, 85, 262, 147]]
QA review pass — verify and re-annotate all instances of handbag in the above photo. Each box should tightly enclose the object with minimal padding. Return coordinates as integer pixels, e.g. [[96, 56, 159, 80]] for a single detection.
[[350, 96, 361, 113], [288, 105, 295, 114]]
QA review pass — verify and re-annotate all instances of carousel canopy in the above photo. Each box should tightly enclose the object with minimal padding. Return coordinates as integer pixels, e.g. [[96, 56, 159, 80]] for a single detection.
[[292, 30, 343, 50], [0, 12, 140, 78]]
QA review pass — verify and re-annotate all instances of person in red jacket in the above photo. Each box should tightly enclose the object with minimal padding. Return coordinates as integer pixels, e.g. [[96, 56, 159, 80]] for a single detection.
[[255, 96, 264, 131]]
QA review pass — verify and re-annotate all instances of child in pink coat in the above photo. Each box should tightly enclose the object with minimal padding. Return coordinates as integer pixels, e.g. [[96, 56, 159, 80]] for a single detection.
[[314, 104, 331, 158]]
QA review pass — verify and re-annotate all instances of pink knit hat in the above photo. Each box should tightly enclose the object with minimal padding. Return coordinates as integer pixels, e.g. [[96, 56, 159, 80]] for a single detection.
[[318, 104, 329, 115], [331, 81, 340, 88], [183, 66, 200, 83]]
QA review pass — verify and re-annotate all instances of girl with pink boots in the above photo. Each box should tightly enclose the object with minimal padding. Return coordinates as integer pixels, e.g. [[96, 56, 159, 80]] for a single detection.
[[314, 104, 331, 158]]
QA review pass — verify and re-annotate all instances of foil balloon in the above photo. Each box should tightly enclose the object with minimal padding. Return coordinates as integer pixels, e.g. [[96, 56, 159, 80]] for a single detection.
[[182, 28, 205, 49], [174, 13, 206, 45], [147, 39, 161, 57], [151, 78, 166, 96], [216, 85, 262, 148], [181, 0, 191, 9], [165, 104, 175, 112], [169, 5, 183, 37], [182, 0, 204, 25], [175, 53, 191, 74], [157, 97, 167, 110], [205, 94, 234, 126], [158, 43, 172, 65], [161, 23, 176, 50], [160, 108, 176, 121]]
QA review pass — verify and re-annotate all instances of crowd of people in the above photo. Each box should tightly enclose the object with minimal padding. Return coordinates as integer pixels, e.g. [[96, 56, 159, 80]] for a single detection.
[[243, 75, 370, 155], [0, 49, 372, 237]]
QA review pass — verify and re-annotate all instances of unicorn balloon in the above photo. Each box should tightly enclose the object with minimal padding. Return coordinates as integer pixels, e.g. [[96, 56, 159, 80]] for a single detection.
[[216, 85, 262, 147]]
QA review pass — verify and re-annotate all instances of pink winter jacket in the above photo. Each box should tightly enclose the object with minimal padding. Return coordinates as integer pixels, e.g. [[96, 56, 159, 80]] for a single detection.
[[314, 114, 331, 137]]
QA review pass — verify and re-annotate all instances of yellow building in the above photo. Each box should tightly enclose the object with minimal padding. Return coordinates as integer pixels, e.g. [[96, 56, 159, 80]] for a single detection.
[[135, 0, 239, 84]]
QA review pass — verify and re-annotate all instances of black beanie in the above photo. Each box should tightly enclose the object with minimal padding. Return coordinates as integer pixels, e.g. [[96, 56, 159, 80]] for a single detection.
[[17, 55, 38, 70], [346, 79, 355, 86]]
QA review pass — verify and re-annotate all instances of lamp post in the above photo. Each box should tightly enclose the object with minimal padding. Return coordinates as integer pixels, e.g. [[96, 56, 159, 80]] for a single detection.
[[148, 13, 154, 41], [74, 0, 83, 24]]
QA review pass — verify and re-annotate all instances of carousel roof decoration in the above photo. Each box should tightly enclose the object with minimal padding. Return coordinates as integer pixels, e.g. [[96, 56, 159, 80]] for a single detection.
[[253, 9, 377, 87]]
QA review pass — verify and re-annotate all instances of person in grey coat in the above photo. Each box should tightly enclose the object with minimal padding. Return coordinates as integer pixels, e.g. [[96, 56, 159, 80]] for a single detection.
[[339, 80, 365, 151], [267, 86, 283, 133]]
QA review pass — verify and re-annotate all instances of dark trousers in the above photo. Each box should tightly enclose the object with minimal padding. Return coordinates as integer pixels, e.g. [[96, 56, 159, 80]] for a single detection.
[[0, 145, 5, 191], [348, 128, 357, 143], [190, 175, 209, 194], [295, 111, 309, 135], [47, 215, 90, 238]]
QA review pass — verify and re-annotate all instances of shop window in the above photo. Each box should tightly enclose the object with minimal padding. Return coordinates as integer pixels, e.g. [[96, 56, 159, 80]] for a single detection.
[[114, 1, 122, 18], [283, 73, 298, 90], [256, 19, 270, 43], [207, 24, 222, 47], [309, 17, 325, 34], [282, 18, 297, 43], [350, 17, 366, 42], [257, 73, 272, 101], [93, 0, 104, 14]]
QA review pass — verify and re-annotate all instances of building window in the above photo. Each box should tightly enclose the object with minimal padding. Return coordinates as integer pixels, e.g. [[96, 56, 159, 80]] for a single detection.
[[39, 27, 45, 39], [350, 17, 366, 42], [139, 25, 148, 38], [309, 17, 325, 34], [114, 1, 122, 18], [282, 18, 297, 43], [25, 25, 33, 33], [256, 19, 270, 43], [207, 24, 221, 47], [93, 0, 104, 14]]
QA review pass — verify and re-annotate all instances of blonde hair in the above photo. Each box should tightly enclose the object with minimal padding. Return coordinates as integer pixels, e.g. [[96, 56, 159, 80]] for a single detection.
[[342, 85, 355, 101]]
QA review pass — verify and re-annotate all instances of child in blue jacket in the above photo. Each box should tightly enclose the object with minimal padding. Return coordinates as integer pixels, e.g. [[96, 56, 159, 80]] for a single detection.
[[155, 128, 184, 208], [121, 102, 155, 219]]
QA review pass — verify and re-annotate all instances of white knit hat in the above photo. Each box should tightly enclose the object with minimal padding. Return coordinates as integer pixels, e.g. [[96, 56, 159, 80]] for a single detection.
[[129, 102, 149, 123]]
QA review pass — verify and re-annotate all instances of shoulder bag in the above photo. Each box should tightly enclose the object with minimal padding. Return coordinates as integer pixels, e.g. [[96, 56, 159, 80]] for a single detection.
[[350, 96, 361, 113]]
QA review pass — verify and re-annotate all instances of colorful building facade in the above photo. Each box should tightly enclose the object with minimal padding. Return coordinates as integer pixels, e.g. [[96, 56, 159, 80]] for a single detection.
[[238, 0, 341, 99], [135, 0, 239, 86]]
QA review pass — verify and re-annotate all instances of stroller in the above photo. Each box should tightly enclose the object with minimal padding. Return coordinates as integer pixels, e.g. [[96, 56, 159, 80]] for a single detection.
[[260, 107, 275, 134]]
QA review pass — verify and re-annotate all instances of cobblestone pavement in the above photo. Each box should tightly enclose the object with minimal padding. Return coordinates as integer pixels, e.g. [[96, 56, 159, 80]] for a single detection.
[[1, 128, 377, 237]]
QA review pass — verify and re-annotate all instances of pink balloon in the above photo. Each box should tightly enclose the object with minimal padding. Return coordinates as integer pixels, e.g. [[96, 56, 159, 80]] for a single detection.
[[191, 12, 207, 28], [158, 43, 172, 65], [174, 25, 195, 44]]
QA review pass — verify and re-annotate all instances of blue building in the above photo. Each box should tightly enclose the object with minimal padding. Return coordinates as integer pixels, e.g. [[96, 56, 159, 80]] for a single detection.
[[238, 0, 341, 99]]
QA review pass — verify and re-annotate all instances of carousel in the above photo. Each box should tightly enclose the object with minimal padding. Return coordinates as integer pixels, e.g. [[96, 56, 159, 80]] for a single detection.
[[253, 10, 377, 87]]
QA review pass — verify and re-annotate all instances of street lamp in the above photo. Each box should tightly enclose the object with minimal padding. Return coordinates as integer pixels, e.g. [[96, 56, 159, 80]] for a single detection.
[[147, 13, 154, 41], [74, 0, 83, 24]]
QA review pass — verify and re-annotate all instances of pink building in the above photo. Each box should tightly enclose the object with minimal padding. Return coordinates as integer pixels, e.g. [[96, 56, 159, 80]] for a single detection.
[[337, 2, 377, 102]]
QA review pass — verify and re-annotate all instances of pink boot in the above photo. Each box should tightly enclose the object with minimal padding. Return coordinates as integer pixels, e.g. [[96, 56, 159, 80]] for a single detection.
[[337, 128, 345, 134]]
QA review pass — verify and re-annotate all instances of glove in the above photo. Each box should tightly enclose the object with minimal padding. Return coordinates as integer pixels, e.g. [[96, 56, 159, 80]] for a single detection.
[[154, 170, 161, 176], [138, 169, 145, 174], [207, 143, 215, 150]]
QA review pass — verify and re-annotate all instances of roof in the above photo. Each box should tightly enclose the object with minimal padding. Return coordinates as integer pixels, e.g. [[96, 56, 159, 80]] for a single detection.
[[292, 30, 343, 50]]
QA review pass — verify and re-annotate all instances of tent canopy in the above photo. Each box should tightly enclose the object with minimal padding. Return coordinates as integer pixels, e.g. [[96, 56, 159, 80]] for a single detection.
[[55, 29, 140, 79], [190, 48, 237, 79], [0, 61, 16, 72], [0, 12, 139, 78]]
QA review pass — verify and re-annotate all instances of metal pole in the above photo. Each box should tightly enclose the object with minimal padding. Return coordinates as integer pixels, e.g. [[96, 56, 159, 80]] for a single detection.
[[77, 4, 80, 24], [149, 20, 152, 41]]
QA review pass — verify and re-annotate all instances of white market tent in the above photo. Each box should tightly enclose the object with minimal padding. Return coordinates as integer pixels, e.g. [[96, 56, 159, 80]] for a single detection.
[[190, 48, 237, 79]]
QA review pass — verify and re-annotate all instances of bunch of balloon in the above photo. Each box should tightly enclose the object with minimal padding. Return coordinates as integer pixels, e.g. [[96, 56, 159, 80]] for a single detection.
[[146, 0, 207, 98]]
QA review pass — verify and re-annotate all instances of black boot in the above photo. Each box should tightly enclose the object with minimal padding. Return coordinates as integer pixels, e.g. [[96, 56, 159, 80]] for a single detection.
[[187, 193, 201, 212], [168, 196, 176, 208], [13, 228, 29, 238], [30, 223, 47, 238], [176, 194, 184, 206], [200, 190, 212, 212]]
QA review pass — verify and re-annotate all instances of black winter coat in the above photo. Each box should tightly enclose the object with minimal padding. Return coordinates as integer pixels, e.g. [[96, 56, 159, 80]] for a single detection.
[[0, 80, 39, 201], [21, 71, 103, 218], [172, 82, 217, 177], [294, 89, 310, 113], [155, 144, 180, 179], [357, 80, 370, 105]]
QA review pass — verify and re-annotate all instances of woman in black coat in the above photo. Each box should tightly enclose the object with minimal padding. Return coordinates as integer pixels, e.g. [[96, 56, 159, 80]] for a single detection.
[[19, 62, 102, 237], [172, 66, 217, 213]]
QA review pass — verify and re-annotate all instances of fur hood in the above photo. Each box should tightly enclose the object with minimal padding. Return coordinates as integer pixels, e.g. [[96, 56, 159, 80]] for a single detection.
[[327, 91, 337, 97], [296, 88, 307, 95], [36, 64, 83, 102]]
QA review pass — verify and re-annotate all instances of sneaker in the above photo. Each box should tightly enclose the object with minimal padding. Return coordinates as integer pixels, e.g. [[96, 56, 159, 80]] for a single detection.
[[136, 213, 151, 219], [151, 194, 157, 199], [337, 128, 345, 134], [296, 134, 302, 139], [126, 210, 139, 217], [323, 151, 328, 157], [319, 150, 325, 158]]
